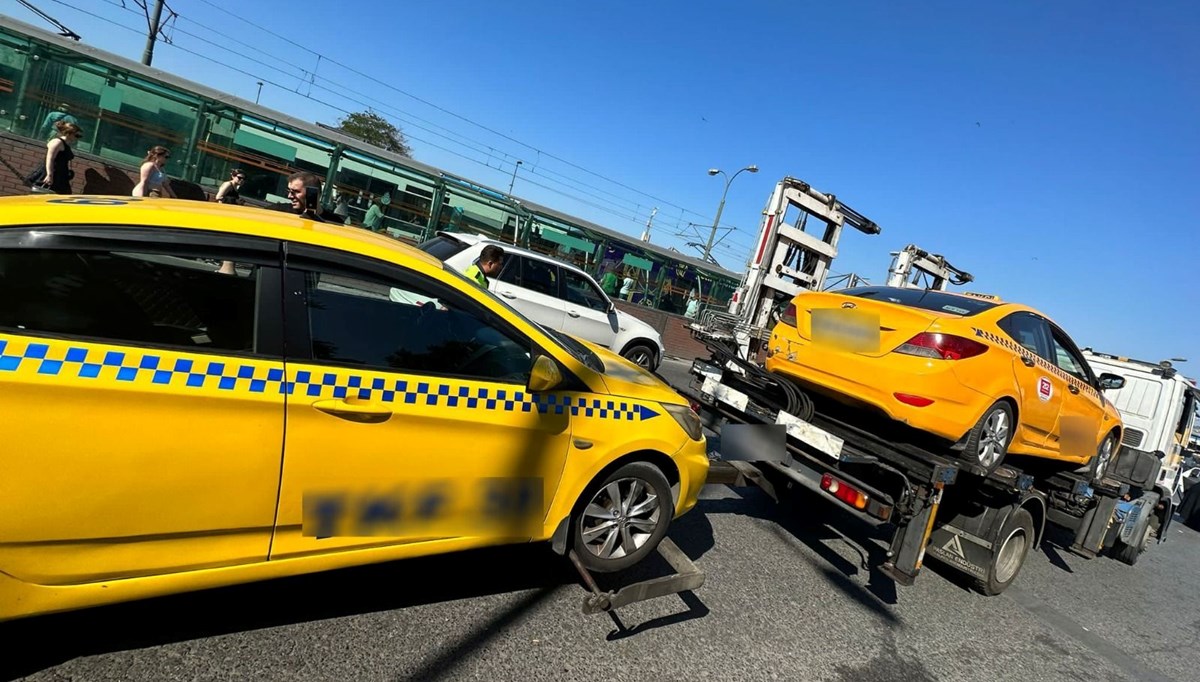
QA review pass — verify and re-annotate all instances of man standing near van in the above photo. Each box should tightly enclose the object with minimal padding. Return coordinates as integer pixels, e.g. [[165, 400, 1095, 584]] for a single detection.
[[467, 244, 505, 288]]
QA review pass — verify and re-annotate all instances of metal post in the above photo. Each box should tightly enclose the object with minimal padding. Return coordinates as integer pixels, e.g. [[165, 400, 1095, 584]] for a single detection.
[[255, 81, 263, 104], [141, 0, 165, 67], [180, 101, 206, 183], [703, 165, 757, 263], [507, 160, 522, 195]]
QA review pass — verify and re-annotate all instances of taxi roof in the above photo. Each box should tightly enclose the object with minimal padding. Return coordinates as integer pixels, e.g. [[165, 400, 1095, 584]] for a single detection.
[[0, 195, 444, 270]]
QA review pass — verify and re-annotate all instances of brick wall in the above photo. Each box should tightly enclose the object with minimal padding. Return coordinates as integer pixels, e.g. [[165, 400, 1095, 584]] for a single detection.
[[0, 131, 210, 201], [613, 300, 710, 361]]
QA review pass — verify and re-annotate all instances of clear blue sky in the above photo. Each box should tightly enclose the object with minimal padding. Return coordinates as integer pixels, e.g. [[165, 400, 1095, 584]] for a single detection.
[[14, 0, 1199, 372]]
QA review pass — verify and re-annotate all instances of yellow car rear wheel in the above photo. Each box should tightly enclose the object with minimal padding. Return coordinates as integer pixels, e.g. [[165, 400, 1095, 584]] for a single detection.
[[962, 401, 1015, 476]]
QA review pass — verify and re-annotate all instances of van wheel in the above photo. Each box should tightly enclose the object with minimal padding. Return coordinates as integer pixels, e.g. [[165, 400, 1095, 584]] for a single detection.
[[572, 462, 672, 573], [963, 402, 1014, 476], [621, 343, 657, 370], [974, 508, 1034, 596]]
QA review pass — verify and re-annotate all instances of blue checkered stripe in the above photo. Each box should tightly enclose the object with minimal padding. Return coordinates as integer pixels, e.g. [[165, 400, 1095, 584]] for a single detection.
[[0, 337, 284, 392], [970, 327, 1098, 399], [0, 336, 659, 421], [286, 371, 656, 420]]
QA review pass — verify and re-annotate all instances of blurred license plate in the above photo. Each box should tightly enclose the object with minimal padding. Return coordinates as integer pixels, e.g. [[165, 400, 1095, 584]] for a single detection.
[[811, 308, 880, 354]]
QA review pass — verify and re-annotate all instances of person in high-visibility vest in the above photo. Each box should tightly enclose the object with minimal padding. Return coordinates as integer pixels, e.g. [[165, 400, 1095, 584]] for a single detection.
[[465, 244, 505, 288]]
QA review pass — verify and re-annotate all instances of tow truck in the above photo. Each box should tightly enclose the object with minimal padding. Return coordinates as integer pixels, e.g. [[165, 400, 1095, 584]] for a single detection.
[[679, 176, 1164, 595]]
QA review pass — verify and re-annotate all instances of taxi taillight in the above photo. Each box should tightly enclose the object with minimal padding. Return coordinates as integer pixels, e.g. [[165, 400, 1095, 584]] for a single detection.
[[780, 303, 797, 327]]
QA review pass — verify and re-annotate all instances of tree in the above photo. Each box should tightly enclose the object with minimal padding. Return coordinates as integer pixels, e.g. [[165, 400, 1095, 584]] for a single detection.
[[333, 110, 413, 158]]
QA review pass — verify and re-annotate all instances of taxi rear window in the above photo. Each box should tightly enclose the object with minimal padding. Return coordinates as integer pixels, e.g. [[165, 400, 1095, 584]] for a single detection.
[[841, 286, 999, 317]]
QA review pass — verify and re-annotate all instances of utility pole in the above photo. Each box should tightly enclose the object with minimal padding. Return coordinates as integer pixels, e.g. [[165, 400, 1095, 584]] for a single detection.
[[142, 0, 165, 66]]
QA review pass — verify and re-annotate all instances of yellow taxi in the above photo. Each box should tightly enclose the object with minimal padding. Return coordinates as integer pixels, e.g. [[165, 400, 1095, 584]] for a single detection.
[[0, 195, 708, 623], [763, 286, 1127, 477]]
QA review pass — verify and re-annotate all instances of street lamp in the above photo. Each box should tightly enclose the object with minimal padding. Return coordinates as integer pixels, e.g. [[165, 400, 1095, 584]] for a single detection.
[[703, 164, 758, 262]]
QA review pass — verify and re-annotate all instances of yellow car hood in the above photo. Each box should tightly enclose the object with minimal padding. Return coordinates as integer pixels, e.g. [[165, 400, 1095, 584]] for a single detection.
[[579, 340, 688, 407]]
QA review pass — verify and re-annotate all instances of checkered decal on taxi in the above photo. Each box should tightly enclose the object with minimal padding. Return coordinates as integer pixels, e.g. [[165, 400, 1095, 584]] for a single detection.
[[970, 327, 1099, 400], [0, 335, 659, 421]]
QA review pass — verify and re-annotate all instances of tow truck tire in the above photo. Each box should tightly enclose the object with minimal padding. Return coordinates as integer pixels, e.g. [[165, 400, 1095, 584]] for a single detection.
[[974, 507, 1034, 596], [962, 401, 1015, 477], [570, 461, 673, 574]]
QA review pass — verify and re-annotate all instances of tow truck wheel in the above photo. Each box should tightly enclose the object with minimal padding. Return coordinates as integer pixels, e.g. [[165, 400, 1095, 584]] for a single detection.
[[963, 402, 1014, 477], [571, 461, 673, 573], [975, 507, 1034, 596]]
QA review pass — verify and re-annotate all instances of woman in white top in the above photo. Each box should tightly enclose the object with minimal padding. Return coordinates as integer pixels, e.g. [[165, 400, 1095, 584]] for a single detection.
[[132, 145, 176, 198]]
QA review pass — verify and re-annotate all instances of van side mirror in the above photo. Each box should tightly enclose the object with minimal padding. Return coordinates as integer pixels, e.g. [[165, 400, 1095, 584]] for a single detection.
[[1098, 373, 1126, 390], [528, 355, 563, 392]]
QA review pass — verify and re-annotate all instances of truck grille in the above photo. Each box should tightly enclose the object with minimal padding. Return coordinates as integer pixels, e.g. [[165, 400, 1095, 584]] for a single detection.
[[1121, 429, 1145, 448]]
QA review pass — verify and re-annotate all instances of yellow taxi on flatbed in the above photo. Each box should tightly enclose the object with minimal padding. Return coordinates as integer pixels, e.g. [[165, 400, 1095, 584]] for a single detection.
[[0, 195, 708, 622], [764, 285, 1127, 477]]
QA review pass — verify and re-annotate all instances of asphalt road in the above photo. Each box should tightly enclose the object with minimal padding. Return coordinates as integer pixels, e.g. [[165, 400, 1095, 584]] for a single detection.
[[4, 357, 1198, 682]]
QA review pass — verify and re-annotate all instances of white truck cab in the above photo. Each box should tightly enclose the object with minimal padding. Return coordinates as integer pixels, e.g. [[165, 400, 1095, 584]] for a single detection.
[[1082, 350, 1199, 508]]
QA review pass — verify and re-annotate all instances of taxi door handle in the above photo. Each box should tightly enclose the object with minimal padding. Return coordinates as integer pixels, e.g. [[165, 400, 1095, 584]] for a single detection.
[[312, 399, 393, 422], [1068, 384, 1080, 395], [567, 310, 581, 318], [500, 291, 517, 299], [1020, 356, 1035, 367]]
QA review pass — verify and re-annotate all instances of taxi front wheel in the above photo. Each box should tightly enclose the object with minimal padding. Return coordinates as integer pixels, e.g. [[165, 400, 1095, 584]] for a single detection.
[[571, 462, 673, 573]]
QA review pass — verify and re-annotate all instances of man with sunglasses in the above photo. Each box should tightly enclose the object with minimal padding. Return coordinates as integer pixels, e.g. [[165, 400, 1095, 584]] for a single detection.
[[273, 171, 338, 223]]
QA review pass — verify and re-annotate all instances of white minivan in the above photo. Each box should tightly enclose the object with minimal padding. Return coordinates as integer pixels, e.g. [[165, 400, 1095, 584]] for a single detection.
[[417, 232, 666, 370]]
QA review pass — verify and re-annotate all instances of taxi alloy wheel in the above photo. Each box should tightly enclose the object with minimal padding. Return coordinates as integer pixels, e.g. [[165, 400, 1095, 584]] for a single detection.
[[572, 462, 672, 573], [964, 402, 1014, 476], [1090, 434, 1116, 482]]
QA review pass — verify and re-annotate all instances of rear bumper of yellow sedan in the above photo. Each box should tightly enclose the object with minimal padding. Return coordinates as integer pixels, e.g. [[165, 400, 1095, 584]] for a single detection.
[[764, 335, 993, 444]]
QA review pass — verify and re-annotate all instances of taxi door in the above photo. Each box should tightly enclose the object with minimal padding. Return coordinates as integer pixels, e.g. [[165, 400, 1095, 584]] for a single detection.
[[269, 247, 574, 559], [997, 311, 1063, 454], [0, 228, 285, 585], [1045, 324, 1109, 463]]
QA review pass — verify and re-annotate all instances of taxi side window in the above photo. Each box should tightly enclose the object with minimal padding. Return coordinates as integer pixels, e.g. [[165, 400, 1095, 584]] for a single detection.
[[303, 269, 533, 383], [998, 312, 1051, 359], [1048, 328, 1089, 383], [0, 247, 258, 352]]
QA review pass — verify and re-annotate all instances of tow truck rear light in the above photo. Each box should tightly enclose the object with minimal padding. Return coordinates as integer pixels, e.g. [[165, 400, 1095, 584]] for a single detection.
[[894, 332, 988, 360], [820, 473, 869, 510], [780, 303, 797, 327]]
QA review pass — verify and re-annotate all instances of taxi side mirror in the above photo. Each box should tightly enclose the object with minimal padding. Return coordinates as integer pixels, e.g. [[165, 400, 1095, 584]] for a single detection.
[[1098, 373, 1126, 390], [528, 355, 563, 393]]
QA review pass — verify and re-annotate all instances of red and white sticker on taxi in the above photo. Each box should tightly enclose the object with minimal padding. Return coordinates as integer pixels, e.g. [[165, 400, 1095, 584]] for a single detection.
[[1038, 377, 1053, 402]]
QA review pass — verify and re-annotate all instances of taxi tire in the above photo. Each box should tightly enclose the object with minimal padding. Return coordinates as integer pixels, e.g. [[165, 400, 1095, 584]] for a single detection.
[[571, 461, 673, 574], [962, 401, 1015, 477], [1086, 433, 1117, 484]]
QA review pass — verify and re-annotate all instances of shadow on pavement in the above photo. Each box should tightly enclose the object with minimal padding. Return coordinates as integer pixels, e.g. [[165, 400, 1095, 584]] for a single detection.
[[0, 543, 574, 681], [698, 481, 900, 624], [0, 510, 722, 681]]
